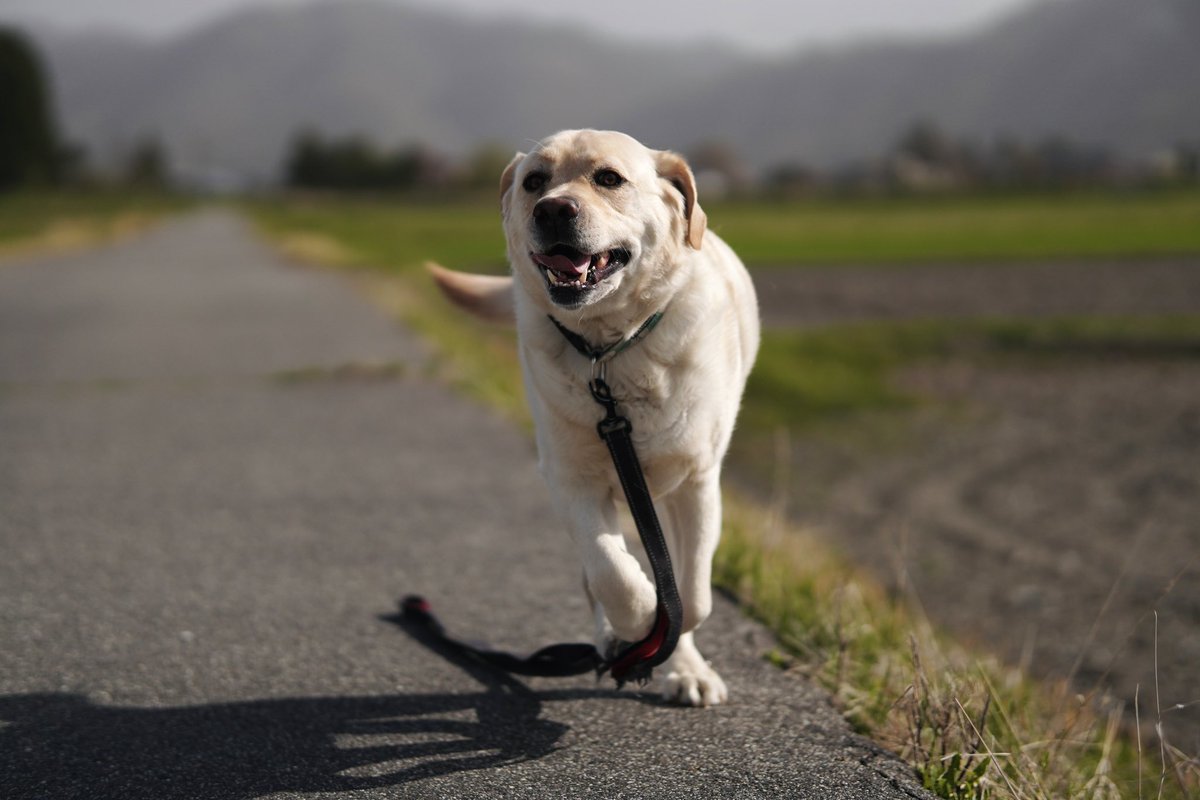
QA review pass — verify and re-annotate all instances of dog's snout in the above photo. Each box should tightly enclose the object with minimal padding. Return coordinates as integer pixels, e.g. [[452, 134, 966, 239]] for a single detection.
[[533, 196, 581, 242], [534, 196, 580, 224]]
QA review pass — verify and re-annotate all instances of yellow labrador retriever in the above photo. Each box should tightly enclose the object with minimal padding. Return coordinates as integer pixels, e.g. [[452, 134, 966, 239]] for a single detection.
[[431, 130, 759, 705]]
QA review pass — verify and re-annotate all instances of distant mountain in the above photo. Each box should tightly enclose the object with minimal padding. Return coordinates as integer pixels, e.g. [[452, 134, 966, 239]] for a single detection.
[[619, 0, 1200, 169], [21, 1, 748, 183], [13, 0, 1200, 183]]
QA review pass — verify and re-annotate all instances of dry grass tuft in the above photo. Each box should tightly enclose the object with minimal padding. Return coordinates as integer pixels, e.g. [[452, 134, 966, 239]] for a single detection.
[[0, 212, 161, 262], [716, 496, 1198, 800]]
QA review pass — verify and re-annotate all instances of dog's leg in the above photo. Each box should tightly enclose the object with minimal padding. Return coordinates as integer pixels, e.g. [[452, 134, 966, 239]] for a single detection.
[[581, 568, 615, 648], [553, 485, 658, 644], [664, 469, 721, 633], [659, 469, 728, 706]]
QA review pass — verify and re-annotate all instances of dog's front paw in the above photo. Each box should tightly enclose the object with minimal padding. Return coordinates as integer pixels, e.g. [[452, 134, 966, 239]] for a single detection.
[[661, 649, 728, 707]]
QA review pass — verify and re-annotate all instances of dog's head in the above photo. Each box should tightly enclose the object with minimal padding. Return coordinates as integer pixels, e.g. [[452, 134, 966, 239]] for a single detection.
[[500, 130, 706, 317]]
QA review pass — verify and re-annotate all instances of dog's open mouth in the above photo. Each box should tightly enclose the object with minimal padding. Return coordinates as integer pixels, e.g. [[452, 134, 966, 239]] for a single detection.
[[531, 245, 629, 299]]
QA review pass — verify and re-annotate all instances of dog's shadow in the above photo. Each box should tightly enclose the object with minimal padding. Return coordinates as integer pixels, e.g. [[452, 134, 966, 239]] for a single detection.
[[0, 614, 637, 800]]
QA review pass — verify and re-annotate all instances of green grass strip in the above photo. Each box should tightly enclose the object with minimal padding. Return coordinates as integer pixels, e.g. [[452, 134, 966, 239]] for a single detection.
[[712, 190, 1200, 265]]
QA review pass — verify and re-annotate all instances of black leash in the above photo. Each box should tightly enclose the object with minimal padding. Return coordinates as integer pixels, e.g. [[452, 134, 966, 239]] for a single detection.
[[403, 310, 680, 687]]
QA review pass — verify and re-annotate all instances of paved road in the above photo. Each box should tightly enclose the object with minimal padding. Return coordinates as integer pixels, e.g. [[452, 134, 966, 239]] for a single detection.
[[0, 210, 931, 799]]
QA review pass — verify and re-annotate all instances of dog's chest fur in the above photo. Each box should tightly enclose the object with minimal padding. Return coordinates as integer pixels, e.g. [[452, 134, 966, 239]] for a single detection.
[[518, 307, 729, 499]]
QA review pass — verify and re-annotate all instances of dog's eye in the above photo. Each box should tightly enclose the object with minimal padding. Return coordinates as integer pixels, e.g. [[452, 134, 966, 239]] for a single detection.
[[594, 169, 625, 189], [522, 172, 547, 193]]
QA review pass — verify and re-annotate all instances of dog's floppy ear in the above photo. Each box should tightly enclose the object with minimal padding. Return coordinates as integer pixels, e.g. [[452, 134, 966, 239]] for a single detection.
[[656, 150, 707, 250], [499, 151, 525, 216]]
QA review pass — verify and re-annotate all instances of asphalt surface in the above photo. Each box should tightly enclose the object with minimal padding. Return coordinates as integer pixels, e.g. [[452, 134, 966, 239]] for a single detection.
[[0, 210, 932, 799]]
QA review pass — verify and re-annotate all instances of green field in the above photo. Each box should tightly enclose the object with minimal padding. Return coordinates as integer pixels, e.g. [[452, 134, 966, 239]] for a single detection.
[[8, 188, 1196, 267], [251, 197, 507, 273], [714, 190, 1200, 264], [252, 189, 1200, 275]]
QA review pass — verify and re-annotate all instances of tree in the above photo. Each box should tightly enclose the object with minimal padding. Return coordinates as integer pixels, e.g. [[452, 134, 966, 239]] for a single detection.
[[125, 137, 168, 188], [283, 132, 449, 191], [0, 27, 59, 189], [895, 120, 957, 166]]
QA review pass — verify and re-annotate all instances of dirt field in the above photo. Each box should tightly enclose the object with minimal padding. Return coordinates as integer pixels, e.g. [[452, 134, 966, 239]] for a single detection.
[[740, 258, 1200, 751], [754, 258, 1200, 327]]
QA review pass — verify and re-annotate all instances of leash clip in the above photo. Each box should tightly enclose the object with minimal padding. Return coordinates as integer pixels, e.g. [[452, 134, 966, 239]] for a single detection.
[[588, 369, 632, 440], [588, 357, 614, 410]]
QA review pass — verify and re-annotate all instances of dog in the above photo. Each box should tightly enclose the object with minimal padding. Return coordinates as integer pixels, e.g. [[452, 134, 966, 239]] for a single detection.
[[430, 130, 759, 706]]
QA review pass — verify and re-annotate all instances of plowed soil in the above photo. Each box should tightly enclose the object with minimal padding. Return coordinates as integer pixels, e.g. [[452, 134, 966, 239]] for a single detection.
[[742, 258, 1200, 750]]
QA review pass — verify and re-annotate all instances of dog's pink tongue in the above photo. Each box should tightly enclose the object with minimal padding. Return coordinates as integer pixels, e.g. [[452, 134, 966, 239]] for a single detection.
[[533, 252, 590, 276]]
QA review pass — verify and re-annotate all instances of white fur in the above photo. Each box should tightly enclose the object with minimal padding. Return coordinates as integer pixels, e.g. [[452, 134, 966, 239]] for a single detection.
[[433, 130, 759, 706]]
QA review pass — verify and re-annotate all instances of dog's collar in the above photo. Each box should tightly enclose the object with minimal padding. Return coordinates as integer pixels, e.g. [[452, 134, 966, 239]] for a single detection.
[[547, 310, 666, 366]]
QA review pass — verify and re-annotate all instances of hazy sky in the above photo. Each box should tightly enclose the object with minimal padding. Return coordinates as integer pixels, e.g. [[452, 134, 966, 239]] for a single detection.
[[0, 0, 1045, 52]]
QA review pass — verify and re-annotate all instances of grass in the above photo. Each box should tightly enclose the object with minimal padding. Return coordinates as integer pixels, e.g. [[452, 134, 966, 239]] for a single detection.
[[717, 498, 1199, 800], [712, 190, 1200, 265], [250, 188, 1200, 277], [247, 192, 1200, 799], [743, 315, 1200, 433], [724, 502, 1103, 799], [250, 196, 507, 273], [0, 190, 188, 257]]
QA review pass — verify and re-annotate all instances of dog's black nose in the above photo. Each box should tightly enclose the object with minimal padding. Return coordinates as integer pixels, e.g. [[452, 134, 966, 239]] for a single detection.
[[534, 196, 580, 224], [533, 196, 580, 241]]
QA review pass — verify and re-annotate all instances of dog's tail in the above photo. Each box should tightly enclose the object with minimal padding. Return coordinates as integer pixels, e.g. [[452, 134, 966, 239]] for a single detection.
[[427, 262, 515, 324]]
